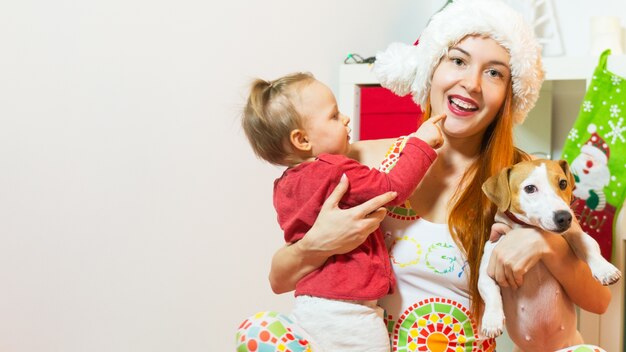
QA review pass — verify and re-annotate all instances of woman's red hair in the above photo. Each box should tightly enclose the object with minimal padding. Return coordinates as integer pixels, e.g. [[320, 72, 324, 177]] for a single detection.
[[423, 83, 529, 318]]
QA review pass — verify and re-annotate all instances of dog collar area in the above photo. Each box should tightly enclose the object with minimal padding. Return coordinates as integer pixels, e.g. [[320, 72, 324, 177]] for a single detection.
[[504, 211, 529, 226]]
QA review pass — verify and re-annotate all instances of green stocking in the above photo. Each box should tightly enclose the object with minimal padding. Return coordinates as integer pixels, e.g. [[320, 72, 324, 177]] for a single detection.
[[562, 49, 626, 261]]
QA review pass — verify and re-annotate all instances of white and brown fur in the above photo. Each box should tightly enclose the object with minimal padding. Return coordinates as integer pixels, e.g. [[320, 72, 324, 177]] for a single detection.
[[478, 159, 621, 351]]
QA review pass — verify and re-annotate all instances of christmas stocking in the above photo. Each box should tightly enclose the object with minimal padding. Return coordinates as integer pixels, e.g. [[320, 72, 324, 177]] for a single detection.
[[561, 49, 626, 261]]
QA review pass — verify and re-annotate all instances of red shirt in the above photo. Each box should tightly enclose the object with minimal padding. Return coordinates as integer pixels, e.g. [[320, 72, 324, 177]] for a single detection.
[[273, 137, 437, 300]]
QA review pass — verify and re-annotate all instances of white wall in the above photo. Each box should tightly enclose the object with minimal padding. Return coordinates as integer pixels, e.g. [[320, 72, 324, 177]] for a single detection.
[[553, 0, 626, 57], [0, 1, 430, 351], [2, 0, 626, 351]]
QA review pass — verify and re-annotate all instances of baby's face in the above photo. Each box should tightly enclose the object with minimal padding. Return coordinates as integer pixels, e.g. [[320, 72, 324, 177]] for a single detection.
[[296, 80, 351, 157]]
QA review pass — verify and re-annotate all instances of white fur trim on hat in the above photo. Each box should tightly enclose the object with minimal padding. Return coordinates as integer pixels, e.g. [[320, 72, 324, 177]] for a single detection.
[[374, 0, 544, 124]]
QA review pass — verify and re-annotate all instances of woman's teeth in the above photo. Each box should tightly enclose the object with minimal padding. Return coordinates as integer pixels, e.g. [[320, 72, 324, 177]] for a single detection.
[[450, 97, 478, 111]]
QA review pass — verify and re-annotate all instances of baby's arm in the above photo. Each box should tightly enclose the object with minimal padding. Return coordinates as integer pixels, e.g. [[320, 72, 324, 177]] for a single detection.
[[338, 127, 440, 206]]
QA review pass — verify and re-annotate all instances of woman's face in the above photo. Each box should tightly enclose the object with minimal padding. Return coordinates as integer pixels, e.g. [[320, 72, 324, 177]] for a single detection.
[[429, 35, 511, 140]]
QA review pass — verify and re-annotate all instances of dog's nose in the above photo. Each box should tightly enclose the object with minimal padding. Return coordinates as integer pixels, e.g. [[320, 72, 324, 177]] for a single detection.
[[554, 210, 572, 231]]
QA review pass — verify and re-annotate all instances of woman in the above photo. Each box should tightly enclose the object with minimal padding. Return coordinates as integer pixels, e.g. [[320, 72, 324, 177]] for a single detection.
[[237, 0, 610, 351]]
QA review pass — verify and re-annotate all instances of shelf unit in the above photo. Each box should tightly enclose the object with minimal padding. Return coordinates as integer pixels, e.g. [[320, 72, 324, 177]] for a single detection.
[[338, 55, 626, 352]]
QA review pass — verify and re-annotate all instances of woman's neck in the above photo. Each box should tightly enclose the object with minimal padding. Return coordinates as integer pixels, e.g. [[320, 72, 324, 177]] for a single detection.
[[437, 132, 483, 170], [409, 133, 482, 223]]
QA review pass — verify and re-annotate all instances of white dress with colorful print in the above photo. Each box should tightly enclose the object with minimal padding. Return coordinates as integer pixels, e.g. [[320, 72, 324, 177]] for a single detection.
[[379, 214, 495, 352]]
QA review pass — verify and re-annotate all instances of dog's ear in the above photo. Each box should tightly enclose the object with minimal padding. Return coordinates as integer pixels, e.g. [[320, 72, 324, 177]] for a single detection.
[[482, 167, 511, 212], [558, 159, 576, 197]]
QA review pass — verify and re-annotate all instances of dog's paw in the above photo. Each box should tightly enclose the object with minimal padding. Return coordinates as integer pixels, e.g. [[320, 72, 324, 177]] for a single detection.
[[481, 311, 504, 338], [590, 259, 622, 286]]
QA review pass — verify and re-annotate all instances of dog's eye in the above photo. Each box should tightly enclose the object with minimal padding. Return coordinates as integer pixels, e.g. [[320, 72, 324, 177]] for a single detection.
[[524, 185, 537, 194], [559, 180, 568, 190]]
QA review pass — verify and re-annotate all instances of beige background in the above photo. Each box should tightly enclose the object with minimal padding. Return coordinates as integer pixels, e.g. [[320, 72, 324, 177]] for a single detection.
[[1, 0, 626, 351]]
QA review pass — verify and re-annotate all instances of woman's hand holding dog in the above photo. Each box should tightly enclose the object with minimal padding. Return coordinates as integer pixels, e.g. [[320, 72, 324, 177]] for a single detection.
[[487, 227, 549, 289]]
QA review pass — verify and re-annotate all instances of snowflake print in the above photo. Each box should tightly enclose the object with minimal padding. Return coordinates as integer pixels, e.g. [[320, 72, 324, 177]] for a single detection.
[[612, 75, 622, 85], [610, 104, 621, 118], [567, 128, 579, 141], [583, 100, 593, 112], [605, 117, 626, 144]]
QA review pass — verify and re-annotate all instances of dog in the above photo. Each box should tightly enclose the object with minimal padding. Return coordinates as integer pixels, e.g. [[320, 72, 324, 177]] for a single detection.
[[477, 159, 621, 351]]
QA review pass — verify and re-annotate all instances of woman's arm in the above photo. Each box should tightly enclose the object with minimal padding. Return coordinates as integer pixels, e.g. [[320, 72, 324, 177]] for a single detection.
[[269, 174, 398, 293], [542, 221, 611, 313], [488, 222, 611, 314]]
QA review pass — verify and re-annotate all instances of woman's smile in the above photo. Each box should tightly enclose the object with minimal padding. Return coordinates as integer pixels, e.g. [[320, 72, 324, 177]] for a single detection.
[[448, 95, 479, 116]]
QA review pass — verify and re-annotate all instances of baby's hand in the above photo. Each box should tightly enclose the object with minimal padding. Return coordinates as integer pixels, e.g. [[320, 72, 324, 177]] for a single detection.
[[411, 114, 445, 149]]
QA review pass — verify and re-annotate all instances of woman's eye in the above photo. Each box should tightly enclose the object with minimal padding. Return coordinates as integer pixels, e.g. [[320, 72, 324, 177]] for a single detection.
[[450, 57, 464, 66], [524, 185, 537, 194], [559, 180, 568, 190], [487, 69, 503, 78]]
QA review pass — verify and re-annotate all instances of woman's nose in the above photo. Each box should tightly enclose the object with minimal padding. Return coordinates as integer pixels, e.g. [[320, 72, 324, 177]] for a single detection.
[[461, 70, 482, 93]]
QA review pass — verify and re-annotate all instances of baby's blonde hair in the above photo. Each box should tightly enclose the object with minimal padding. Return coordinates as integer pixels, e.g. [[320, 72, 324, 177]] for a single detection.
[[242, 72, 315, 166]]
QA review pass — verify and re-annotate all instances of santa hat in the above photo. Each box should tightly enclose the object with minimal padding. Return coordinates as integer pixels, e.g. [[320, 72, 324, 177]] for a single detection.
[[582, 123, 610, 164], [374, 0, 544, 124]]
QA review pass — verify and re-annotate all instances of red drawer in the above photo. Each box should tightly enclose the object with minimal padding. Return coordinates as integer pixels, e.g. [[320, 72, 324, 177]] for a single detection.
[[359, 86, 422, 140], [360, 86, 421, 113], [360, 113, 421, 140]]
